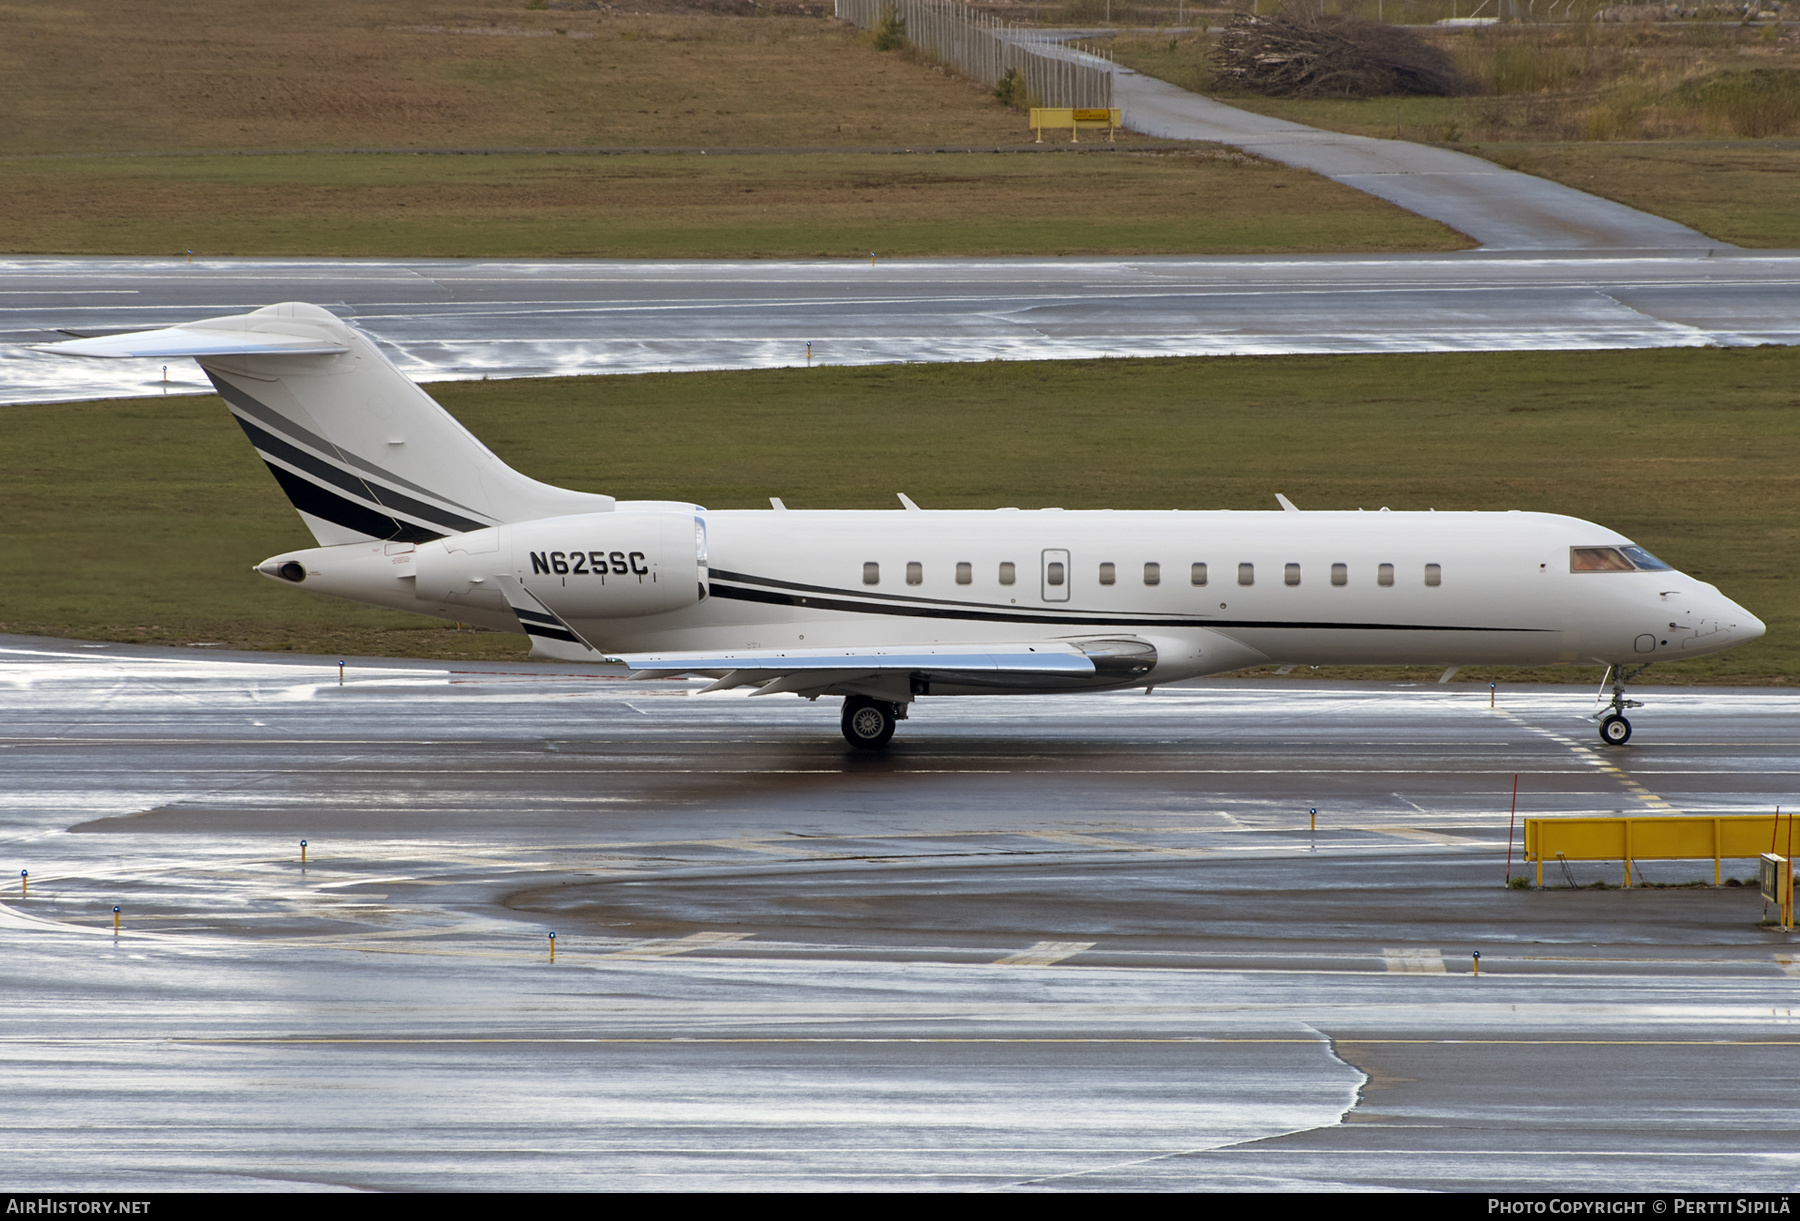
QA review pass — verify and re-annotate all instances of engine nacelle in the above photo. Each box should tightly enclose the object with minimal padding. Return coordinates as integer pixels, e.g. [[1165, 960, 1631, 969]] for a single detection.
[[415, 511, 707, 620]]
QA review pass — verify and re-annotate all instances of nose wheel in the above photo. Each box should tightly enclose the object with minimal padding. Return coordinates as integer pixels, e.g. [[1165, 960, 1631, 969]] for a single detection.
[[841, 696, 900, 750], [1593, 664, 1647, 746]]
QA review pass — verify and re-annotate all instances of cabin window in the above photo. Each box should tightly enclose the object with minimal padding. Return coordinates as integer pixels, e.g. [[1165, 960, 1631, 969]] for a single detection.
[[1424, 563, 1442, 587], [1143, 562, 1160, 586], [1284, 563, 1301, 587], [1377, 563, 1394, 587], [906, 561, 923, 586], [1331, 562, 1347, 586], [998, 561, 1016, 585], [955, 561, 972, 585], [1238, 562, 1254, 586], [1047, 561, 1066, 587], [863, 562, 880, 586], [1191, 562, 1208, 587], [1098, 562, 1116, 586]]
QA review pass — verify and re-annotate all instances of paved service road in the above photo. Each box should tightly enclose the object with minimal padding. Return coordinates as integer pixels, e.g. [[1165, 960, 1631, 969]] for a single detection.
[[4, 252, 1797, 404], [1115, 69, 1724, 252], [3, 634, 1797, 1190]]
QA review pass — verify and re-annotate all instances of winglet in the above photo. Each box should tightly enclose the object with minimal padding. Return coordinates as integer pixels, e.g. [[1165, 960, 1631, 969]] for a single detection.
[[1275, 493, 1300, 513]]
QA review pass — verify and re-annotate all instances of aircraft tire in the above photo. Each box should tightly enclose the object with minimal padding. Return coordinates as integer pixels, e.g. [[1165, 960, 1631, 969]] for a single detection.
[[1598, 714, 1632, 746], [841, 696, 896, 750]]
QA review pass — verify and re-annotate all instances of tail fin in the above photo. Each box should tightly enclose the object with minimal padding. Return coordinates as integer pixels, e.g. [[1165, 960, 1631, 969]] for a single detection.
[[42, 303, 613, 544]]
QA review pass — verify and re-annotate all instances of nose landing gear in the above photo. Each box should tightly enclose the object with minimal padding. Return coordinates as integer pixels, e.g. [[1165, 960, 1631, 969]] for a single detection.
[[841, 695, 904, 750], [1593, 664, 1648, 746]]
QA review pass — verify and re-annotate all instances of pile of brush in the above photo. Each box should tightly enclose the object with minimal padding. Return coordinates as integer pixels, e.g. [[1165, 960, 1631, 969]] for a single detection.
[[1212, 6, 1464, 98]]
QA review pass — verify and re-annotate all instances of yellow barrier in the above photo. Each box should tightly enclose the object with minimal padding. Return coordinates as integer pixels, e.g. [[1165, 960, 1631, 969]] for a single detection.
[[1030, 107, 1121, 143], [1525, 814, 1795, 887]]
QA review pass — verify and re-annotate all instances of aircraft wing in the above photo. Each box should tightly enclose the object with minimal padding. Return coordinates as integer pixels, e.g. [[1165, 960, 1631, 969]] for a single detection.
[[613, 643, 1098, 697]]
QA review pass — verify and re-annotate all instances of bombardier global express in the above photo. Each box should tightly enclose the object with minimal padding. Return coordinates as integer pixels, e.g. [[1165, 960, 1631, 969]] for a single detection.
[[45, 303, 1765, 749]]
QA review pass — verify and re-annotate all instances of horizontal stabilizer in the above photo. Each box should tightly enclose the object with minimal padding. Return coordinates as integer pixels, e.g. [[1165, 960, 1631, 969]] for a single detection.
[[38, 302, 619, 545], [38, 325, 349, 360]]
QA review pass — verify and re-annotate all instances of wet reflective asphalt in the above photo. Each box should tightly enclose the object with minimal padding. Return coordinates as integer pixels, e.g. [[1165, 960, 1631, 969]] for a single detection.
[[3, 251, 1797, 405], [2, 634, 1796, 1190]]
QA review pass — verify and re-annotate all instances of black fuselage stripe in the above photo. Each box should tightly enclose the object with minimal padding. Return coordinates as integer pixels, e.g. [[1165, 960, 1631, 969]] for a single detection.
[[707, 580, 1549, 632], [710, 566, 1015, 612]]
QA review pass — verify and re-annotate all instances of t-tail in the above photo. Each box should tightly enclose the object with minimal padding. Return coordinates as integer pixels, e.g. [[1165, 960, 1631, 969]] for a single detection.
[[44, 302, 613, 543]]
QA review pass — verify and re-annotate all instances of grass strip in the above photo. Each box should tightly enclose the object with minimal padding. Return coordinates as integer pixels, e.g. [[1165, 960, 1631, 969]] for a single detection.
[[2, 347, 1793, 682], [1480, 141, 1800, 249], [0, 6, 1027, 156], [0, 149, 1464, 258]]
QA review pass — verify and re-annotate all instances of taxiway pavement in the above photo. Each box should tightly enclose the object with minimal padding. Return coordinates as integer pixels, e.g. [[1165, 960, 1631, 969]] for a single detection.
[[1018, 30, 1714, 248], [1112, 67, 1719, 251], [2, 634, 1796, 1190], [3, 251, 1797, 405]]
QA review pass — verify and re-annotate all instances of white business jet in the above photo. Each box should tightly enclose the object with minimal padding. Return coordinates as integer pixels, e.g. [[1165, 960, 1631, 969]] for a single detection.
[[45, 303, 1764, 749]]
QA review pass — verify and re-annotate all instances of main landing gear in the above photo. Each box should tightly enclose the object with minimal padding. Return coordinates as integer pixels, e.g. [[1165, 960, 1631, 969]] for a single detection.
[[841, 695, 905, 750], [1594, 663, 1648, 746]]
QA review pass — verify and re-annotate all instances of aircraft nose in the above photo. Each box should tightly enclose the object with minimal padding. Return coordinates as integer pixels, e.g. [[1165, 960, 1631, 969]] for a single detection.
[[1714, 593, 1764, 642]]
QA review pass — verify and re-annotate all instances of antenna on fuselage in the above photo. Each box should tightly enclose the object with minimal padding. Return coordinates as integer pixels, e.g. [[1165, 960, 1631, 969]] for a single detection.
[[1275, 493, 1300, 512]]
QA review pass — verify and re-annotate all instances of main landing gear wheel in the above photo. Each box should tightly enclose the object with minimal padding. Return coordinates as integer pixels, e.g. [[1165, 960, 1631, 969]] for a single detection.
[[1599, 714, 1632, 746], [841, 696, 897, 750]]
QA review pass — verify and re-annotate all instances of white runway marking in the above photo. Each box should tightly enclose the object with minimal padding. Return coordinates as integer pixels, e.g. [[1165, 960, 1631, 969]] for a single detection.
[[1372, 827, 1498, 848], [602, 931, 752, 959], [994, 941, 1097, 967], [1383, 948, 1447, 974]]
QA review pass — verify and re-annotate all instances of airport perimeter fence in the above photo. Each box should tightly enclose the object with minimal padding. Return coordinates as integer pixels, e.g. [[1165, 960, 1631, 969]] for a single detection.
[[834, 0, 1115, 110]]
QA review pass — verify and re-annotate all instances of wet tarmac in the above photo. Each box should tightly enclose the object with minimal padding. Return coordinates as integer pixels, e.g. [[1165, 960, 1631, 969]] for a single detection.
[[2, 633, 1797, 1191], [3, 251, 1797, 405]]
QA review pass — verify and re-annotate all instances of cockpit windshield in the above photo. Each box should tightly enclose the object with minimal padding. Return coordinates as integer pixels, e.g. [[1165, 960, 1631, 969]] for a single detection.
[[1618, 545, 1671, 571], [1570, 545, 1673, 573]]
